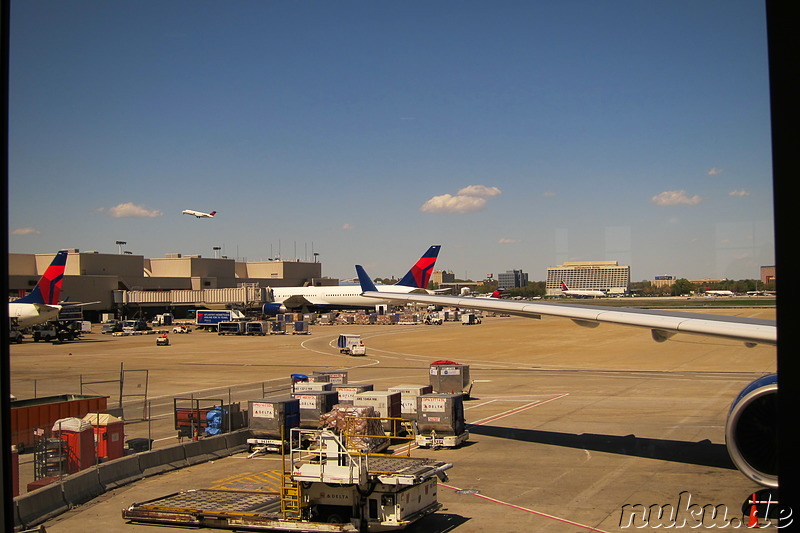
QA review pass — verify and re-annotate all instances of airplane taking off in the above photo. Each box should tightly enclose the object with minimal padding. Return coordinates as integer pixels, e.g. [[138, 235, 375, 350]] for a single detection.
[[560, 282, 606, 298], [355, 264, 778, 488], [182, 209, 216, 218], [9, 250, 68, 328], [261, 245, 441, 315]]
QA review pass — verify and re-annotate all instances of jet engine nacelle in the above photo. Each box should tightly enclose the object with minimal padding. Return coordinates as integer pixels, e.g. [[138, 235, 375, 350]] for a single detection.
[[262, 302, 288, 316], [725, 373, 778, 488]]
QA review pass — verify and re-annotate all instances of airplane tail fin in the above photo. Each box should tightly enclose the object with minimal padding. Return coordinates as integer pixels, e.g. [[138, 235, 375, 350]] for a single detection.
[[15, 250, 68, 305], [356, 265, 378, 292], [396, 245, 441, 289], [209, 211, 216, 217], [560, 282, 569, 291], [491, 288, 505, 298]]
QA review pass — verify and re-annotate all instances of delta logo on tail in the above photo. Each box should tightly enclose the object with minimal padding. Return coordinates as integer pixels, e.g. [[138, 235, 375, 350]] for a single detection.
[[15, 250, 67, 305], [396, 245, 441, 289], [9, 250, 69, 329]]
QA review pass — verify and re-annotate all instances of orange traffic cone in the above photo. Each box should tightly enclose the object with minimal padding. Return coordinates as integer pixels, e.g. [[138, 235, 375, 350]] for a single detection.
[[748, 492, 760, 528]]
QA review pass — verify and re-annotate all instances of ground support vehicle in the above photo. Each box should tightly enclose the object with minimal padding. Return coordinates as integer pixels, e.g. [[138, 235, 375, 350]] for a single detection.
[[337, 334, 366, 356], [414, 429, 469, 449], [246, 437, 285, 455], [218, 321, 247, 335], [122, 428, 452, 532], [9, 328, 24, 343], [156, 335, 170, 346], [196, 309, 246, 331]]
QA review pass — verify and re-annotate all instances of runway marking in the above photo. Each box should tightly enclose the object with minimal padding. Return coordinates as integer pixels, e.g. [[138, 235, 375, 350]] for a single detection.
[[468, 393, 569, 426], [439, 482, 608, 532]]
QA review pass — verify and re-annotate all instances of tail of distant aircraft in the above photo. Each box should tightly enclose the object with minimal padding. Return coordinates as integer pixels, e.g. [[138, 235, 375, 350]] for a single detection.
[[560, 282, 570, 291], [490, 288, 504, 298], [396, 245, 441, 289], [209, 211, 217, 217], [15, 250, 68, 305]]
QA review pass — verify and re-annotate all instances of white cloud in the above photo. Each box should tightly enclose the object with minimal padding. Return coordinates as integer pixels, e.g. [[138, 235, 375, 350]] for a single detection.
[[11, 227, 41, 235], [707, 167, 724, 176], [420, 184, 502, 214], [729, 189, 750, 197], [341, 223, 354, 230], [650, 190, 703, 206], [498, 237, 518, 244], [457, 185, 502, 198], [101, 202, 163, 218]]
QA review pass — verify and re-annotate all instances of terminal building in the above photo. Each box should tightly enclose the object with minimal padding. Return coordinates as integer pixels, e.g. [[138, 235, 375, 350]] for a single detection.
[[8, 250, 335, 320], [546, 261, 630, 297]]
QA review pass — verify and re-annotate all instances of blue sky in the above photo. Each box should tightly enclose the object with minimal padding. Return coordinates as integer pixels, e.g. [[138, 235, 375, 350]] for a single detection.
[[9, 1, 774, 282]]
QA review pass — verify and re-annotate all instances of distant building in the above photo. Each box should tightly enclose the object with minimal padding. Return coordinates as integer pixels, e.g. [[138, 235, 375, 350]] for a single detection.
[[431, 270, 456, 285], [652, 275, 676, 289], [546, 261, 630, 296], [8, 250, 326, 319], [760, 265, 776, 285], [497, 269, 528, 289]]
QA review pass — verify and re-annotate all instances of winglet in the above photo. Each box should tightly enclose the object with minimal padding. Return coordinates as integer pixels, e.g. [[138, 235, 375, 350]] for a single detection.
[[356, 265, 378, 293]]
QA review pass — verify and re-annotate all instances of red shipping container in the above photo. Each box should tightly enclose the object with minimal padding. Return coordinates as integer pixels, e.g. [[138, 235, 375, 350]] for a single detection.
[[10, 394, 109, 452]]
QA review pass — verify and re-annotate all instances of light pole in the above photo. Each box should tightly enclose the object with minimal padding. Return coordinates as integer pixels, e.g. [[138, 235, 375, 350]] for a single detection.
[[115, 241, 127, 255]]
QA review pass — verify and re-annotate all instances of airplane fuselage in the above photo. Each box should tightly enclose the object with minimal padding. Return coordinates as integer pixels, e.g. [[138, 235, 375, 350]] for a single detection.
[[9, 302, 62, 329]]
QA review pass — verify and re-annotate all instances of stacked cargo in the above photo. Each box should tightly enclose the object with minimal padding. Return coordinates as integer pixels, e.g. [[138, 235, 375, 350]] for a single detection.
[[387, 384, 433, 420], [318, 404, 388, 452]]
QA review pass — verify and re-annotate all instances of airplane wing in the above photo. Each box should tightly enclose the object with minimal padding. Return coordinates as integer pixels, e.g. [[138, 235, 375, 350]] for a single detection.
[[355, 265, 776, 347]]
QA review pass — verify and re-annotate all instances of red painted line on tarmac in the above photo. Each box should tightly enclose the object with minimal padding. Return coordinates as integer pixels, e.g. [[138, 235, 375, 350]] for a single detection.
[[440, 483, 608, 533], [468, 393, 569, 426]]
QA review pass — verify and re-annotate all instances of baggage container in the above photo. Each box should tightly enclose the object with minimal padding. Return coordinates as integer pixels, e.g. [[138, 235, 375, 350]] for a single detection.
[[292, 320, 310, 334], [416, 393, 466, 436], [247, 397, 300, 439], [292, 391, 339, 428], [313, 370, 348, 384], [245, 321, 268, 335], [353, 391, 401, 434], [293, 381, 332, 392], [269, 320, 286, 334], [429, 361, 473, 398], [388, 384, 434, 419], [331, 383, 374, 405]]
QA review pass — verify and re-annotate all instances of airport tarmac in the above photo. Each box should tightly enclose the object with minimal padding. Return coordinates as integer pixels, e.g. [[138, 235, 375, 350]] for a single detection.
[[10, 307, 777, 532]]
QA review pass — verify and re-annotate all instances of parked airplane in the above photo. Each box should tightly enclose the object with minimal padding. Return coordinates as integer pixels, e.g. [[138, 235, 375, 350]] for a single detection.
[[182, 209, 216, 218], [9, 250, 67, 328], [560, 282, 606, 298], [355, 264, 778, 488], [261, 245, 441, 315], [705, 289, 735, 296]]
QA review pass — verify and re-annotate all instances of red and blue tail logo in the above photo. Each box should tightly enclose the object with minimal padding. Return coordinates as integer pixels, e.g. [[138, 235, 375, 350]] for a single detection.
[[397, 245, 441, 289], [16, 250, 68, 305]]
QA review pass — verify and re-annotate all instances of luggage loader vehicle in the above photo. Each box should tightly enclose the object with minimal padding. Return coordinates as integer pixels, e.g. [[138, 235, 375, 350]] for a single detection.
[[122, 427, 452, 532]]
